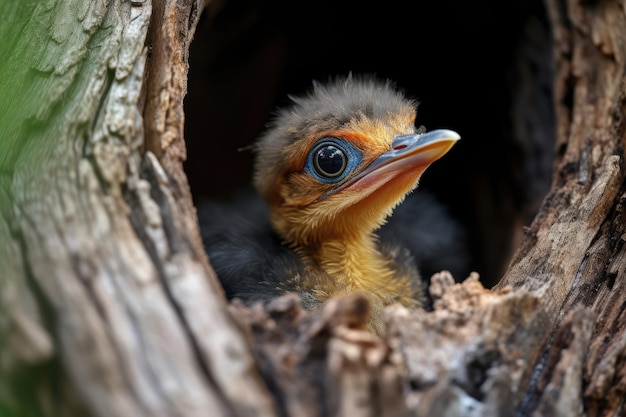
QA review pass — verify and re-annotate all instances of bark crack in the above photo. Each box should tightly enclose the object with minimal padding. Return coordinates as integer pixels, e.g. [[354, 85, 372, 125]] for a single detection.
[[121, 153, 236, 414]]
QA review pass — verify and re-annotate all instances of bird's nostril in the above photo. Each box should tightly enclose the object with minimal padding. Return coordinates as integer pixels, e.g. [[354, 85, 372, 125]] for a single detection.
[[394, 144, 408, 150]]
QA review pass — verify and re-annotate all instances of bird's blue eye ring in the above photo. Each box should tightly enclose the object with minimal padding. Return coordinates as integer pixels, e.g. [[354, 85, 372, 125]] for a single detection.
[[313, 143, 347, 178], [305, 137, 362, 184]]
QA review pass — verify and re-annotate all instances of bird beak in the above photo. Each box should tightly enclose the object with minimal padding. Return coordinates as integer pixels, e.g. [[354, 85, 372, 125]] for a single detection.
[[318, 129, 460, 201]]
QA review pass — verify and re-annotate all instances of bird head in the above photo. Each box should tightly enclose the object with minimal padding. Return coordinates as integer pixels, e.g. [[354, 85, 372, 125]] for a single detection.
[[253, 76, 460, 249]]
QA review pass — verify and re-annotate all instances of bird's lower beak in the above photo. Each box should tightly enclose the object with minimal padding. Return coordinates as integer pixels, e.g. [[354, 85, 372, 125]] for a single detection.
[[323, 129, 460, 200]]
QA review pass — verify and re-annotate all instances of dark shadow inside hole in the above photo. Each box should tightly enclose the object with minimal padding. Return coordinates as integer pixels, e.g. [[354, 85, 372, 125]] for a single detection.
[[184, 0, 556, 288]]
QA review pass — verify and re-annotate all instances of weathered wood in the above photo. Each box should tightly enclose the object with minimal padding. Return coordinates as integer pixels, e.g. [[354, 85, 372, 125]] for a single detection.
[[495, 1, 626, 415], [0, 1, 274, 417]]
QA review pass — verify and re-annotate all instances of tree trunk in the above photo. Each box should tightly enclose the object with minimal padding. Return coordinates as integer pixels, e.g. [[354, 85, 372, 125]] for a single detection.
[[1, 1, 625, 417], [0, 1, 274, 416]]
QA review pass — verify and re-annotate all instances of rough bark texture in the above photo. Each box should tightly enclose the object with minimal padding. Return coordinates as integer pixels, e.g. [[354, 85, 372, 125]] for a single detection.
[[1, 1, 625, 417], [0, 1, 274, 416], [498, 1, 626, 414]]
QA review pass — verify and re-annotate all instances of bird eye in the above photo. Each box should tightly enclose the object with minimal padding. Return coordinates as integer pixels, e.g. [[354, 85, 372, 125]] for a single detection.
[[313, 144, 347, 178], [305, 137, 362, 184]]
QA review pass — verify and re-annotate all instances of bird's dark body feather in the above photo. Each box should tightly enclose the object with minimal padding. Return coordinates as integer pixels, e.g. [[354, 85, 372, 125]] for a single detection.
[[198, 188, 469, 309]]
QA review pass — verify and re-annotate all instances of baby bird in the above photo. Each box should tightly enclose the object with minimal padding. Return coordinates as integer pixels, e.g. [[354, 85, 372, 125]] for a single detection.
[[199, 75, 468, 334]]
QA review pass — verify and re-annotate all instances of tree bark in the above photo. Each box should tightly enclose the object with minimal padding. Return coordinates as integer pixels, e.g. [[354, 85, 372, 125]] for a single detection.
[[0, 1, 274, 416], [1, 1, 625, 417]]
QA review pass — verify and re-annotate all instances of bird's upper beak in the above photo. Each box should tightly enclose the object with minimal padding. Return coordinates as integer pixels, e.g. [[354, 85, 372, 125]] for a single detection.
[[318, 129, 460, 201]]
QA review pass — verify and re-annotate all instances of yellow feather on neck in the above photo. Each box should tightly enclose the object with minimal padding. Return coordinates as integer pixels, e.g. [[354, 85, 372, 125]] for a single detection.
[[270, 168, 422, 311], [299, 231, 417, 306]]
